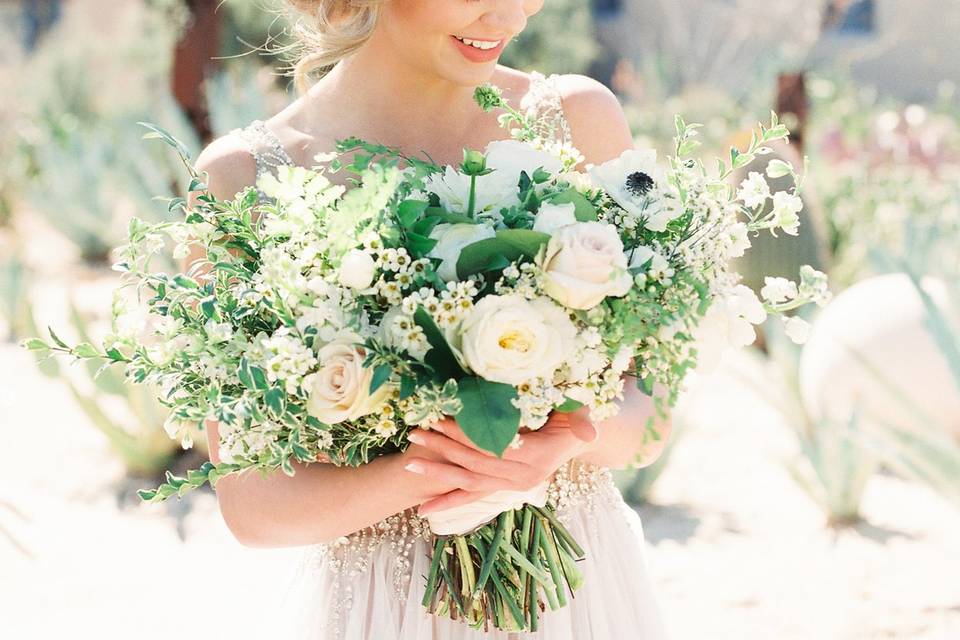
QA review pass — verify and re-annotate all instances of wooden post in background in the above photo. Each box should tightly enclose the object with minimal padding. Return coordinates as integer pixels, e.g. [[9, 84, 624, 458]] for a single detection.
[[171, 0, 222, 144], [776, 71, 810, 154]]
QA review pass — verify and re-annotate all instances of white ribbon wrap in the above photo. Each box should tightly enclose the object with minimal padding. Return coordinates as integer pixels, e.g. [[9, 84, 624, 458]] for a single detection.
[[424, 481, 550, 535]]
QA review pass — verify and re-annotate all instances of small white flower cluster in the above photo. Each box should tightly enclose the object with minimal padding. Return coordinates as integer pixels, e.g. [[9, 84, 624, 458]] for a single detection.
[[251, 328, 317, 394], [218, 419, 284, 465]]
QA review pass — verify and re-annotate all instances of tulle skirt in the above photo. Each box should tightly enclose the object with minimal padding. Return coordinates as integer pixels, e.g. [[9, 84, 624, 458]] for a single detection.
[[277, 465, 669, 639]]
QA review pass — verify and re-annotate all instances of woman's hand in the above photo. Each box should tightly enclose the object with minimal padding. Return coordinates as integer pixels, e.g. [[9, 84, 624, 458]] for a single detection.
[[404, 409, 599, 515]]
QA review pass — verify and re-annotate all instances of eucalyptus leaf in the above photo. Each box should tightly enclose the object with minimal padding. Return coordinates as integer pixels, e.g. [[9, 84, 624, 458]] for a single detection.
[[455, 377, 521, 457]]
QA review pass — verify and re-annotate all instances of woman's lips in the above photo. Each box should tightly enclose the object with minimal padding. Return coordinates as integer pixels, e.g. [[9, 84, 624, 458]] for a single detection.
[[450, 35, 506, 63]]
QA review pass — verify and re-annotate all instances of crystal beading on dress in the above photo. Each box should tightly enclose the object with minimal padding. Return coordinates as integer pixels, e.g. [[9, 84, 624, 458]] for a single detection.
[[232, 72, 624, 631]]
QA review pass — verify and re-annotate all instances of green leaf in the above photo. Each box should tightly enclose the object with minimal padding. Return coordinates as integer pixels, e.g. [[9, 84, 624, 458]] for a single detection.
[[406, 232, 437, 258], [637, 375, 655, 396], [397, 199, 429, 227], [677, 139, 701, 157], [48, 326, 69, 349], [495, 228, 551, 255], [413, 307, 466, 382], [370, 364, 393, 394], [265, 387, 286, 416], [250, 365, 269, 390], [454, 377, 521, 457], [455, 229, 550, 279], [766, 159, 794, 179], [137, 121, 192, 160], [200, 297, 217, 320], [550, 188, 597, 222], [456, 238, 526, 279], [173, 274, 199, 289], [73, 343, 101, 359], [555, 397, 584, 413], [21, 338, 49, 351], [400, 374, 417, 400], [237, 358, 255, 390], [426, 207, 475, 225]]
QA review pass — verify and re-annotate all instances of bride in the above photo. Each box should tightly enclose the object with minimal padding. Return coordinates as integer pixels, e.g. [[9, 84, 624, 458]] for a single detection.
[[190, 1, 671, 638]]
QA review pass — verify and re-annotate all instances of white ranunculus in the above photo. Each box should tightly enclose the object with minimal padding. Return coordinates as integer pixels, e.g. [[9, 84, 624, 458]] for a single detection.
[[484, 139, 563, 179], [338, 249, 376, 290], [460, 295, 576, 385], [532, 202, 577, 235], [425, 482, 550, 535], [537, 222, 633, 310], [693, 285, 768, 372], [428, 223, 496, 281], [783, 315, 812, 344], [423, 166, 519, 218], [304, 334, 390, 424]]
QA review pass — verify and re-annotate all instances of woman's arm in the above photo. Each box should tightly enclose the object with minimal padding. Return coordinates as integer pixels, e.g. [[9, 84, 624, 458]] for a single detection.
[[573, 382, 672, 470], [187, 138, 454, 547]]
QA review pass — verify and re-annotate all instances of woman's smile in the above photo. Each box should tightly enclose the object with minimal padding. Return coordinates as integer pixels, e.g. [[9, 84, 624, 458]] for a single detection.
[[450, 34, 506, 63]]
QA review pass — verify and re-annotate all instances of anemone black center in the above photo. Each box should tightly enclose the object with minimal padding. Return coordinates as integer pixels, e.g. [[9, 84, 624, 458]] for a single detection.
[[626, 171, 655, 197]]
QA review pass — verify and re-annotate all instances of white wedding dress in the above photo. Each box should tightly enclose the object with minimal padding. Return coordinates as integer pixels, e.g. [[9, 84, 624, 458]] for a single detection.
[[233, 72, 669, 640]]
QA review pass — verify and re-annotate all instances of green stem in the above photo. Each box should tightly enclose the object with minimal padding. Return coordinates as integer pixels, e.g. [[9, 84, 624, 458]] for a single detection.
[[539, 518, 567, 608], [491, 567, 527, 630], [422, 536, 446, 608], [467, 174, 477, 218], [534, 506, 585, 558], [531, 518, 559, 611], [479, 527, 551, 584], [473, 512, 508, 598]]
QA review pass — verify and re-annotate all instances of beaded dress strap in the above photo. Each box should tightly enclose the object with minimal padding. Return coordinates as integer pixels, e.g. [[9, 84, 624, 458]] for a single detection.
[[521, 71, 574, 147], [233, 119, 296, 202]]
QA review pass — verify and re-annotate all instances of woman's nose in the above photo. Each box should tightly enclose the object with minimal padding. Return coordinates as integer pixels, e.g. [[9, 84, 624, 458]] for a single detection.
[[480, 0, 529, 37]]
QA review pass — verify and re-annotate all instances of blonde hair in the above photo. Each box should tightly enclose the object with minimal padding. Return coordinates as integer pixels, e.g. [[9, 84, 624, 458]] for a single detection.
[[284, 0, 388, 94]]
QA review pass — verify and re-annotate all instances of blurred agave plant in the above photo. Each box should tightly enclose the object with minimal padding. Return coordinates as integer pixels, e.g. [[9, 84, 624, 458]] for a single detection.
[[760, 318, 879, 525], [21, 284, 195, 478]]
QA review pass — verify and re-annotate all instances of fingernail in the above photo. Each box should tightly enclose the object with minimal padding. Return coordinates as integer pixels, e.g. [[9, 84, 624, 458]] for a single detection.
[[405, 462, 425, 474], [432, 423, 444, 433], [408, 433, 425, 445]]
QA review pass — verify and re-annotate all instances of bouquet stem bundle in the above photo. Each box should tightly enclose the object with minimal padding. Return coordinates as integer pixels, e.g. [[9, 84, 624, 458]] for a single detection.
[[422, 506, 584, 632]]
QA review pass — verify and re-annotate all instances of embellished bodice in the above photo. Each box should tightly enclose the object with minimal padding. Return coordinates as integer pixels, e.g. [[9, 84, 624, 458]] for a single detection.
[[231, 72, 618, 608]]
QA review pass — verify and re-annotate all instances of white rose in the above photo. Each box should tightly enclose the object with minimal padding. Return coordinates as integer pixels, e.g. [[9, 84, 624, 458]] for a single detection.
[[460, 295, 576, 385], [304, 334, 390, 424], [537, 221, 633, 310], [338, 249, 376, 290], [484, 139, 563, 178], [428, 223, 495, 281], [532, 202, 578, 235]]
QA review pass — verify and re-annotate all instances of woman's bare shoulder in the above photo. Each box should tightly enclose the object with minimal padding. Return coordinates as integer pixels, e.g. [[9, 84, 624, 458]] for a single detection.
[[193, 132, 259, 202], [553, 73, 634, 165]]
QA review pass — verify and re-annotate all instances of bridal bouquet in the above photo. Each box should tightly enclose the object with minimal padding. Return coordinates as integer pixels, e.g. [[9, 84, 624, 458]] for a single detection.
[[25, 85, 829, 631]]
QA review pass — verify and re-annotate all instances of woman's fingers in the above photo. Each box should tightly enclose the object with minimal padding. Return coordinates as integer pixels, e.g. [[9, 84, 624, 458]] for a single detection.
[[417, 489, 491, 516], [403, 457, 514, 493], [408, 429, 527, 478]]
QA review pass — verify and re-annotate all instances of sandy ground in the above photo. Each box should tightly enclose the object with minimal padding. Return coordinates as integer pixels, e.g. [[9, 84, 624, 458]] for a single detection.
[[1, 339, 959, 639]]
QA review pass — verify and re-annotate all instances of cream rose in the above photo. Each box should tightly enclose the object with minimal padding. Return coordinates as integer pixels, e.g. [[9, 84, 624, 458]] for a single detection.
[[460, 295, 576, 385], [428, 223, 496, 281], [304, 334, 390, 424], [536, 221, 633, 310]]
